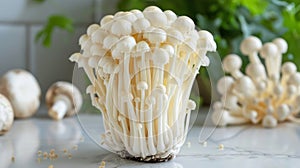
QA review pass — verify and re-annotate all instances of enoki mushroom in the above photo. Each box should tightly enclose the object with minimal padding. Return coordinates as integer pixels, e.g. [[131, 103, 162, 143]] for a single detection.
[[213, 36, 300, 128], [70, 6, 216, 161]]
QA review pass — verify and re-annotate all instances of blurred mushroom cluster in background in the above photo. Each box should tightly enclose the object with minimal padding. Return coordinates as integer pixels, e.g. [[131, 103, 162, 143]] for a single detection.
[[212, 36, 300, 128]]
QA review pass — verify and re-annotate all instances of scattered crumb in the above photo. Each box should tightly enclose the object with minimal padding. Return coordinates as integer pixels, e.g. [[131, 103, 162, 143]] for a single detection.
[[11, 156, 15, 162], [50, 149, 55, 154], [37, 158, 41, 163], [43, 152, 48, 159], [99, 161, 106, 168], [37, 150, 42, 156], [80, 136, 85, 142], [72, 145, 78, 150], [63, 148, 68, 154], [68, 154, 72, 159], [218, 144, 224, 150], [187, 141, 191, 148], [48, 165, 54, 168], [202, 141, 207, 147]]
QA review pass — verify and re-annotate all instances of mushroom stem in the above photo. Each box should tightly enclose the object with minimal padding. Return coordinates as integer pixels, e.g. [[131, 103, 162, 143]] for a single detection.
[[146, 98, 157, 155], [49, 95, 71, 120]]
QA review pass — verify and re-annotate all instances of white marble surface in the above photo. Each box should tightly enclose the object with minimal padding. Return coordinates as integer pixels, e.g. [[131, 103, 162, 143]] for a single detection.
[[1, 107, 300, 168]]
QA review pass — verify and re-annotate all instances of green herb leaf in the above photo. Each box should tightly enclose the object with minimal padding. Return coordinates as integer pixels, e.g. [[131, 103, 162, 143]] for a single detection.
[[35, 15, 74, 47]]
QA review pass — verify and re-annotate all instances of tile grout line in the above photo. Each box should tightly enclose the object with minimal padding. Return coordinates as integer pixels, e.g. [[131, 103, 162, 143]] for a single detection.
[[25, 24, 32, 72], [92, 0, 96, 22]]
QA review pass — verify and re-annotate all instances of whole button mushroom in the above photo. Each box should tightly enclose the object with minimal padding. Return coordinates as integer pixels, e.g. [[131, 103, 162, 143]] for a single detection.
[[0, 69, 41, 118], [0, 94, 14, 135], [46, 82, 82, 120]]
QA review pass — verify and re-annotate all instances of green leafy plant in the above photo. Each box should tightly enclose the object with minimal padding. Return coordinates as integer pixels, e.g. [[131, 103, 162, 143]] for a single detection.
[[118, 0, 300, 67], [35, 15, 74, 47]]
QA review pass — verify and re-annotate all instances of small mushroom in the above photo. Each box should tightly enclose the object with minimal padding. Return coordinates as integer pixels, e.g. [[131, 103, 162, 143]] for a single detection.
[[0, 94, 13, 135], [223, 54, 243, 79], [46, 82, 82, 120], [240, 36, 262, 64], [0, 69, 41, 118], [260, 42, 279, 78]]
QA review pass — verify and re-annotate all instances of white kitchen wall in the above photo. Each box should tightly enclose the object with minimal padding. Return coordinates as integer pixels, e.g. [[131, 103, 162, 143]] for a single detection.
[[0, 0, 118, 94]]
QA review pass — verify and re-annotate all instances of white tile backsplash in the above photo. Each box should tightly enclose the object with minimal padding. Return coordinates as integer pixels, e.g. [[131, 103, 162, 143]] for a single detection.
[[0, 25, 27, 76], [0, 0, 117, 92], [0, 0, 94, 23], [30, 25, 86, 94]]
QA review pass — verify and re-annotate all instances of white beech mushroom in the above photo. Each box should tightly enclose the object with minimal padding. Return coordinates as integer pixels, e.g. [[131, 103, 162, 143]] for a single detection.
[[0, 69, 41, 118], [70, 6, 216, 162], [46, 81, 82, 120], [212, 36, 300, 128], [0, 94, 13, 135]]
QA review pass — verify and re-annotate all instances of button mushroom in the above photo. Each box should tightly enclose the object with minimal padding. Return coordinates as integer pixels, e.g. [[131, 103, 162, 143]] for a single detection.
[[0, 69, 41, 118], [46, 82, 82, 120], [0, 94, 13, 135]]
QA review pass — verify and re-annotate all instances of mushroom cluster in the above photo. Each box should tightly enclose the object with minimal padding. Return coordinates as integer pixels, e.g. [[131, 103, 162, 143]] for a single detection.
[[212, 36, 300, 128], [70, 6, 216, 162]]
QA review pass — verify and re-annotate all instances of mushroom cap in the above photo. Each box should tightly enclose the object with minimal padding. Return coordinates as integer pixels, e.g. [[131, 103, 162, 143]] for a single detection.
[[0, 94, 14, 135], [100, 15, 114, 26], [272, 38, 288, 54], [151, 48, 169, 65], [288, 72, 300, 86], [217, 76, 234, 95], [222, 54, 242, 73], [46, 82, 82, 117], [260, 42, 278, 59], [172, 16, 195, 34], [132, 18, 151, 33], [111, 19, 132, 36], [91, 29, 108, 44], [145, 28, 167, 44], [87, 24, 100, 36], [197, 30, 216, 52], [262, 115, 278, 128], [281, 62, 297, 75], [166, 29, 184, 44], [143, 8, 167, 28], [276, 104, 290, 121], [0, 69, 41, 118], [130, 9, 144, 19], [240, 36, 262, 55], [164, 10, 177, 23]]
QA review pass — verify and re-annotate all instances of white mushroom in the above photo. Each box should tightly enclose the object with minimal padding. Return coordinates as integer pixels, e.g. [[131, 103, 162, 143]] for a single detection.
[[0, 94, 13, 135], [0, 69, 41, 118], [260, 42, 279, 79], [217, 76, 235, 95], [262, 115, 278, 128], [164, 10, 177, 24], [222, 54, 243, 79], [273, 38, 288, 75], [143, 6, 167, 28], [212, 102, 249, 126], [172, 16, 195, 34], [240, 36, 262, 64], [111, 19, 132, 36], [46, 81, 82, 120]]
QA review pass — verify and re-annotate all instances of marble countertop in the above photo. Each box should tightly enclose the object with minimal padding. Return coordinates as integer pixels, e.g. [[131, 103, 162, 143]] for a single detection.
[[1, 107, 300, 168]]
